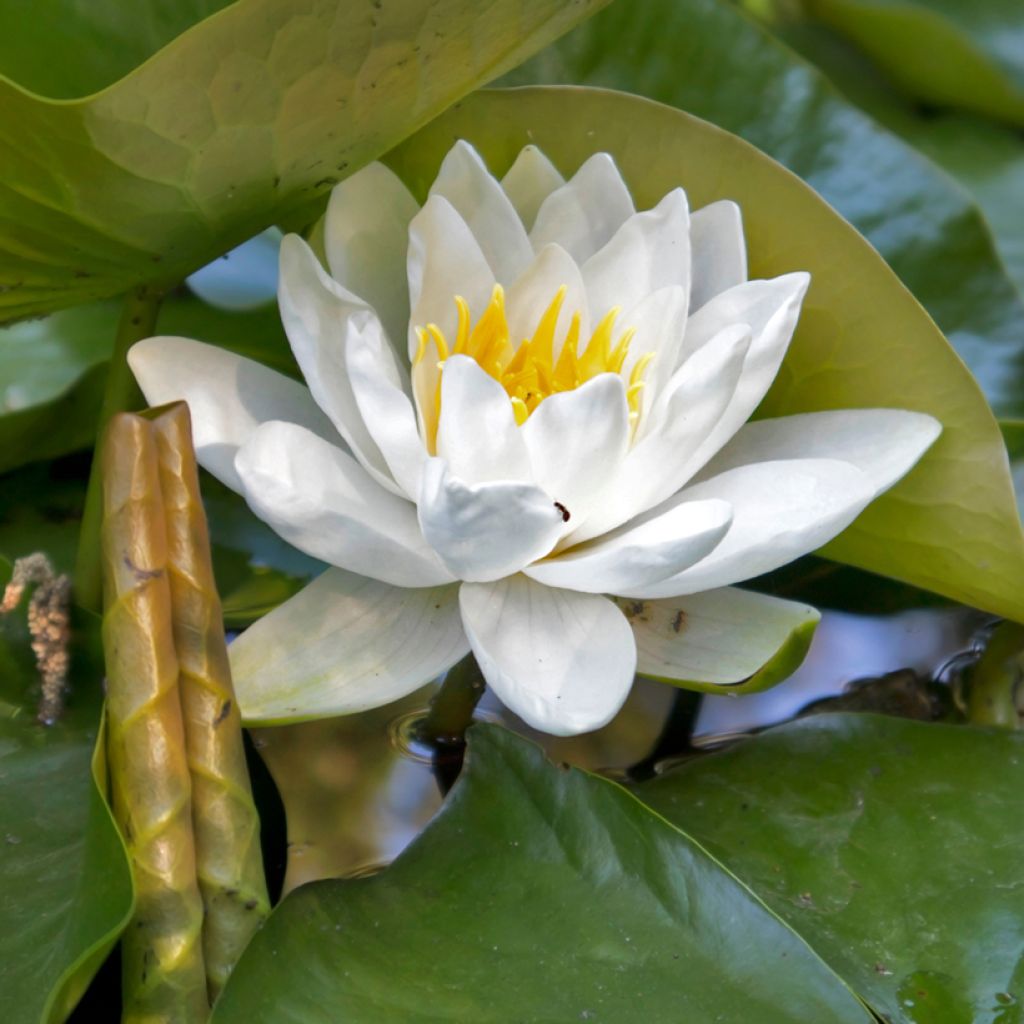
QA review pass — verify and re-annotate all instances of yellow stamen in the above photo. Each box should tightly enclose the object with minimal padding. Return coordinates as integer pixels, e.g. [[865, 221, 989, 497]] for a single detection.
[[413, 285, 653, 451]]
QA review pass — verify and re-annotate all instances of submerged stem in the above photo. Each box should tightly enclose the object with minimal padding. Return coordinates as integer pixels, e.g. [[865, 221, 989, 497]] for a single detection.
[[75, 286, 166, 612], [417, 655, 487, 793]]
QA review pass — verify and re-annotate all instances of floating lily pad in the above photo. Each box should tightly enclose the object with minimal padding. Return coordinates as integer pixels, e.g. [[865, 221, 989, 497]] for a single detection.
[[214, 723, 870, 1023], [0, 0, 610, 322], [0, 598, 133, 1024], [635, 713, 1024, 1024]]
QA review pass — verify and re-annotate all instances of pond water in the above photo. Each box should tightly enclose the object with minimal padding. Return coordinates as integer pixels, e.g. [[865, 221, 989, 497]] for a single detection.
[[252, 601, 988, 895]]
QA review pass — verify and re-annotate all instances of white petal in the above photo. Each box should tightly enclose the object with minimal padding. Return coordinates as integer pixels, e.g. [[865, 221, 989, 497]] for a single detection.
[[689, 201, 747, 312], [278, 234, 402, 495], [582, 188, 691, 321], [521, 374, 630, 528], [235, 421, 453, 588], [429, 140, 534, 284], [622, 587, 818, 687], [407, 194, 496, 355], [569, 324, 751, 543], [529, 153, 635, 264], [700, 409, 942, 498], [675, 273, 810, 471], [436, 356, 532, 485], [417, 459, 563, 582], [186, 228, 281, 311], [344, 328, 426, 498], [324, 163, 420, 352], [500, 145, 565, 231], [525, 498, 732, 594], [618, 285, 689, 424], [459, 576, 637, 735], [620, 458, 876, 599], [505, 243, 591, 352], [231, 570, 468, 722], [127, 336, 336, 492]]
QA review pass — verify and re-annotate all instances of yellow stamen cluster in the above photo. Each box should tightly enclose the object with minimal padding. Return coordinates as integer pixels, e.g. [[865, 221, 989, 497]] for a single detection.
[[415, 284, 652, 447]]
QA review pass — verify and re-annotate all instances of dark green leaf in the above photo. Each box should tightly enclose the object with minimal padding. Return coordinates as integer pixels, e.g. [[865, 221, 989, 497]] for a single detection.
[[0, 606, 133, 1024], [214, 724, 870, 1023], [0, 0, 611, 322], [635, 713, 1024, 1024], [805, 0, 1024, 125], [502, 0, 1024, 418]]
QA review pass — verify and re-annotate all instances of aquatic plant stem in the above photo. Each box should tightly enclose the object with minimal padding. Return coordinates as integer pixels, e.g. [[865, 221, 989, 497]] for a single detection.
[[966, 621, 1024, 729], [418, 655, 487, 793], [75, 285, 165, 612]]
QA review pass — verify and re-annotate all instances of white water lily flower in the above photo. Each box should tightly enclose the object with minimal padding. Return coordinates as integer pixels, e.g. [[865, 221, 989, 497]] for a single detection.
[[129, 141, 940, 736]]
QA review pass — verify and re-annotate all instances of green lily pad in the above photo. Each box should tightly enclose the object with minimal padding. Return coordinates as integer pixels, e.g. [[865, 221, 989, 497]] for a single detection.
[[503, 0, 1024, 419], [0, 0, 609, 322], [805, 0, 1024, 125], [386, 86, 1024, 621], [214, 723, 870, 1022], [635, 713, 1024, 1024], [0, 596, 133, 1024]]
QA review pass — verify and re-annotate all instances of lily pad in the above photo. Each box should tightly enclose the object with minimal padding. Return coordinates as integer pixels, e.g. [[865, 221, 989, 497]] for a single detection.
[[635, 713, 1024, 1024], [805, 0, 1024, 125], [386, 86, 1024, 621], [0, 0, 610, 322], [0, 598, 133, 1024], [503, 0, 1024, 419], [214, 723, 870, 1023]]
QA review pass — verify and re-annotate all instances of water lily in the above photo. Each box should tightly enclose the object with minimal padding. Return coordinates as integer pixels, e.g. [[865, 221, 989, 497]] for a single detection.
[[129, 141, 939, 736]]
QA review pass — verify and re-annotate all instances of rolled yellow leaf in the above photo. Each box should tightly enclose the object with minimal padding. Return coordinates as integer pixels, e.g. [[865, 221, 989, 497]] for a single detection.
[[150, 403, 270, 999], [101, 412, 209, 1024]]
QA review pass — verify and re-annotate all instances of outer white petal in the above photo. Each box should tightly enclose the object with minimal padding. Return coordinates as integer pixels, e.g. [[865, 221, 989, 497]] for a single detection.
[[418, 459, 563, 582], [525, 498, 732, 594], [699, 409, 942, 498], [689, 201, 747, 312], [344, 328, 426, 499], [186, 228, 281, 311], [674, 272, 810, 472], [230, 570, 468, 723], [459, 576, 637, 736], [622, 587, 819, 687], [324, 162, 420, 351], [582, 188, 691, 320], [500, 145, 565, 231], [436, 355, 532, 485], [505, 243, 591, 353], [569, 324, 751, 543], [235, 421, 453, 588], [127, 336, 336, 493], [407, 194, 496, 356], [620, 458, 876, 599], [429, 140, 534, 284], [520, 374, 630, 528], [529, 153, 635, 264], [278, 234, 402, 495]]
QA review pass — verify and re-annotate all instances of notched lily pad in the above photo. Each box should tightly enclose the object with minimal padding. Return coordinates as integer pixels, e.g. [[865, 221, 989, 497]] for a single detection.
[[635, 713, 1024, 1024]]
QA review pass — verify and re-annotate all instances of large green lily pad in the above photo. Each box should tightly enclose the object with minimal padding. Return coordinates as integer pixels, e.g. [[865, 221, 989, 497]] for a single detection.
[[0, 585, 133, 1024], [636, 713, 1024, 1024], [214, 723, 870, 1022], [0, 0, 609, 322], [503, 0, 1024, 419], [385, 86, 1024, 621]]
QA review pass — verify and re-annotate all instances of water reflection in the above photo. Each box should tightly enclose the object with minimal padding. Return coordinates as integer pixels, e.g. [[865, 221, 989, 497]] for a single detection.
[[695, 606, 984, 741], [253, 604, 986, 893]]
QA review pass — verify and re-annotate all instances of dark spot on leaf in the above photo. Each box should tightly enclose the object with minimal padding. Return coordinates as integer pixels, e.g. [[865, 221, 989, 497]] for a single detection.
[[214, 700, 232, 727], [554, 501, 571, 522], [672, 609, 686, 633]]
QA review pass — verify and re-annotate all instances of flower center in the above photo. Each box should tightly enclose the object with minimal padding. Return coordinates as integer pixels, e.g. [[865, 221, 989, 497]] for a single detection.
[[414, 284, 652, 448]]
